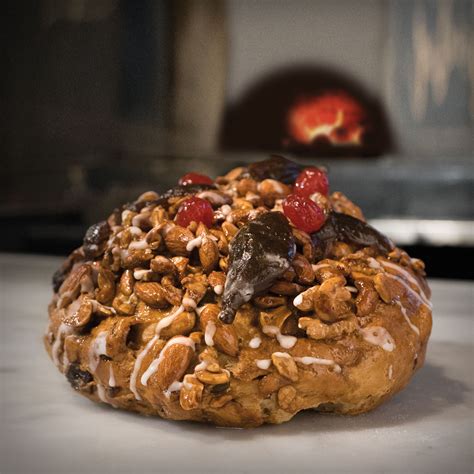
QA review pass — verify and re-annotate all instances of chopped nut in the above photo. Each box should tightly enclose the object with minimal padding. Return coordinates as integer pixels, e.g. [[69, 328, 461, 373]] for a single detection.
[[259, 306, 293, 332], [258, 179, 291, 206], [196, 370, 230, 385], [277, 385, 297, 411], [330, 191, 365, 220], [270, 280, 305, 296], [292, 253, 315, 285], [258, 373, 287, 396], [209, 394, 233, 408], [354, 277, 380, 316], [150, 255, 178, 278], [313, 277, 353, 322], [119, 270, 135, 296], [292, 228, 316, 262], [271, 353, 299, 382], [96, 267, 116, 305], [180, 375, 204, 410], [254, 295, 287, 309], [299, 314, 359, 340], [293, 286, 319, 312]]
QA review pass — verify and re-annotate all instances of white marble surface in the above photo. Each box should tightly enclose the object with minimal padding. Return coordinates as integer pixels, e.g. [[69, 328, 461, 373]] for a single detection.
[[1, 253, 473, 474]]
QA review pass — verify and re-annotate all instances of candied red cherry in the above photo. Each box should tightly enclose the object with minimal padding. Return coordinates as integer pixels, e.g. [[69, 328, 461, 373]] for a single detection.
[[294, 167, 329, 197], [179, 172, 213, 186], [282, 194, 325, 233], [175, 197, 214, 227]]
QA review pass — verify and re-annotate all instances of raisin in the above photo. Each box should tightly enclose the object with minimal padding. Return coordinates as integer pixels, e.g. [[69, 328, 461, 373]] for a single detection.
[[248, 155, 303, 184], [83, 221, 110, 259], [66, 363, 93, 391], [311, 212, 393, 259]]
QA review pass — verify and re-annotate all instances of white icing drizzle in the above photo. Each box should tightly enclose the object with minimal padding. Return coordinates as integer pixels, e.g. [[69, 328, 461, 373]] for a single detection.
[[97, 384, 118, 408], [293, 356, 342, 373], [164, 381, 183, 398], [155, 305, 185, 335], [380, 261, 430, 303], [272, 351, 291, 359], [133, 268, 153, 280], [293, 294, 303, 306], [109, 365, 116, 387], [129, 239, 148, 250], [256, 359, 272, 370], [214, 284, 223, 295], [121, 210, 134, 223], [88, 331, 108, 373], [194, 360, 209, 372], [141, 336, 195, 387], [388, 365, 393, 380], [80, 275, 94, 293], [386, 273, 432, 309], [132, 213, 150, 228], [65, 297, 82, 319], [129, 305, 186, 399], [249, 337, 262, 349], [182, 297, 197, 309], [198, 190, 229, 205], [311, 263, 331, 271], [395, 300, 420, 335], [360, 326, 395, 352], [368, 257, 383, 269], [214, 204, 232, 220], [129, 334, 159, 400], [204, 321, 217, 346], [97, 384, 108, 403], [186, 235, 203, 252], [51, 323, 74, 368], [262, 325, 297, 349], [128, 226, 143, 236]]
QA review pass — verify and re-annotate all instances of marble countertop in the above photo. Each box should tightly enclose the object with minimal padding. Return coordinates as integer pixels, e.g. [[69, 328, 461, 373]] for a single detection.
[[1, 253, 473, 474]]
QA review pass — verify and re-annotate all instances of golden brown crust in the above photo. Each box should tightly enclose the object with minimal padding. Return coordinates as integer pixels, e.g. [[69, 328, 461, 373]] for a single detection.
[[44, 160, 432, 427]]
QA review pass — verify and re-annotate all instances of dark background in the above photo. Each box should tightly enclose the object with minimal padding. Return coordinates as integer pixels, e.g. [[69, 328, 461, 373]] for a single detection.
[[2, 0, 473, 278]]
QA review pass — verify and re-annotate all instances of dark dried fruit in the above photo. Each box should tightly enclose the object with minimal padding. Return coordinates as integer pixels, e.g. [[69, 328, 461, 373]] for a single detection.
[[311, 212, 393, 259], [52, 266, 68, 293], [248, 155, 303, 184], [66, 363, 93, 391], [51, 248, 84, 292], [211, 382, 230, 394], [83, 221, 110, 259], [219, 212, 296, 324]]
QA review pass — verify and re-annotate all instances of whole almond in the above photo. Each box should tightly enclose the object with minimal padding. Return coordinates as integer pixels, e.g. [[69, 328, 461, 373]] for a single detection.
[[160, 311, 196, 338], [135, 282, 168, 308], [154, 342, 194, 391], [199, 236, 219, 274], [164, 226, 194, 256]]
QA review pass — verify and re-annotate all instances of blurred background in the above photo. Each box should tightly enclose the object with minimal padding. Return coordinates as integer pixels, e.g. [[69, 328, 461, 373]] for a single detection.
[[2, 0, 473, 278]]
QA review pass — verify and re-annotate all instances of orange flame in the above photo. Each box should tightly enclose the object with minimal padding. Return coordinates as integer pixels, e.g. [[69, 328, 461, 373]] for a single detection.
[[287, 92, 365, 146]]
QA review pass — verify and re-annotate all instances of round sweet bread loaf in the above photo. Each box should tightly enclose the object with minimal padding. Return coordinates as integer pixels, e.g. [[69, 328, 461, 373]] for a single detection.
[[45, 156, 432, 427]]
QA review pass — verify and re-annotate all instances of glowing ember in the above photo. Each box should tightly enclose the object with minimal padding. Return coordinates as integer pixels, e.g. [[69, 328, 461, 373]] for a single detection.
[[287, 92, 365, 146]]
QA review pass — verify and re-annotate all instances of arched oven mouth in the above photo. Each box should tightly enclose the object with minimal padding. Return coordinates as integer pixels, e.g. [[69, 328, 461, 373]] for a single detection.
[[220, 65, 395, 157]]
